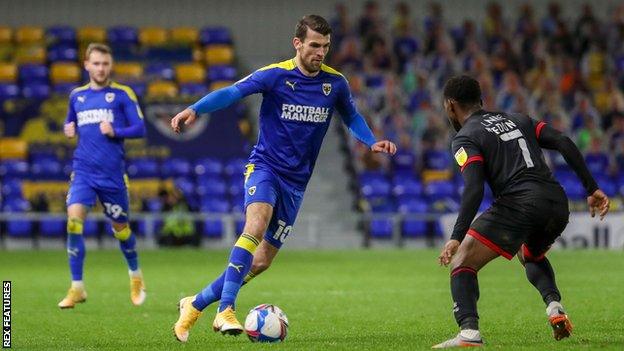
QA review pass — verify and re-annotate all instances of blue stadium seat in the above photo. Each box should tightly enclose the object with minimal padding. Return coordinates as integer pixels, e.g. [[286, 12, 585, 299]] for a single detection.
[[7, 219, 32, 238], [224, 158, 248, 178], [145, 62, 174, 80], [145, 47, 193, 63], [39, 217, 65, 237], [594, 174, 617, 197], [2, 198, 30, 212], [22, 81, 50, 99], [200, 198, 229, 238], [107, 26, 138, 45], [197, 176, 227, 197], [423, 149, 452, 170], [207, 65, 237, 82], [559, 177, 585, 200], [392, 175, 422, 198], [360, 177, 391, 198], [369, 217, 393, 239], [125, 81, 146, 98], [0, 83, 19, 100], [0, 159, 29, 178], [397, 197, 428, 238], [174, 176, 195, 199], [366, 195, 395, 213], [392, 149, 416, 172], [199, 26, 233, 45], [179, 83, 209, 97], [228, 178, 244, 197], [144, 198, 163, 212], [194, 157, 223, 177], [46, 26, 76, 45], [1, 178, 23, 197], [136, 219, 162, 237], [161, 157, 192, 178], [424, 180, 456, 201], [31, 157, 64, 180], [585, 152, 609, 175], [47, 45, 79, 62], [18, 64, 48, 83], [53, 82, 79, 95]]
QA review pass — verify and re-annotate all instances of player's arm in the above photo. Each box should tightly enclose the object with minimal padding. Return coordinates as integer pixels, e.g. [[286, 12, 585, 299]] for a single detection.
[[532, 119, 609, 219], [64, 95, 77, 138], [171, 68, 271, 133], [439, 137, 485, 266], [106, 90, 146, 139], [336, 79, 396, 154]]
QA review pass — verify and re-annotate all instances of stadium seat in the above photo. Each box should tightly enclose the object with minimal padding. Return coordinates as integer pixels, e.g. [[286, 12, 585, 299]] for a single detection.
[[424, 180, 456, 201], [146, 80, 178, 99], [1, 178, 23, 198], [0, 160, 28, 179], [208, 65, 237, 82], [559, 177, 585, 201], [0, 62, 17, 82], [174, 177, 195, 198], [361, 177, 391, 198], [39, 216, 66, 237], [47, 45, 79, 62], [107, 26, 138, 45], [392, 175, 423, 199], [197, 177, 227, 197], [369, 217, 394, 239], [126, 157, 159, 178], [179, 83, 208, 97], [114, 62, 143, 81], [15, 26, 44, 44], [21, 81, 51, 99], [50, 62, 81, 84], [170, 27, 198, 45], [0, 83, 19, 100], [53, 82, 79, 95], [77, 26, 106, 43], [0, 26, 12, 43], [199, 26, 233, 45], [224, 158, 248, 178], [46, 26, 77, 45], [228, 179, 244, 197], [139, 27, 168, 46], [18, 64, 48, 84], [194, 157, 223, 177], [2, 198, 30, 212], [201, 198, 229, 238], [423, 149, 452, 170], [30, 157, 64, 180], [209, 80, 234, 91], [161, 157, 192, 178], [125, 81, 146, 98], [145, 62, 175, 80], [175, 63, 206, 84], [143, 198, 163, 212], [7, 219, 32, 238], [397, 197, 429, 238], [204, 45, 234, 65], [15, 44, 46, 64], [594, 174, 617, 197], [0, 139, 28, 160]]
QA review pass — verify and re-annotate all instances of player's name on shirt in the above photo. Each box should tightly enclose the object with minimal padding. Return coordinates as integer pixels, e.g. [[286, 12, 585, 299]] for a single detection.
[[76, 108, 115, 126], [479, 113, 518, 136], [280, 104, 330, 123]]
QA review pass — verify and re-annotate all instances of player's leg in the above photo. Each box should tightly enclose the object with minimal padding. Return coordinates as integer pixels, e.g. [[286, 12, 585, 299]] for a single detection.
[[99, 180, 145, 306], [59, 173, 95, 309]]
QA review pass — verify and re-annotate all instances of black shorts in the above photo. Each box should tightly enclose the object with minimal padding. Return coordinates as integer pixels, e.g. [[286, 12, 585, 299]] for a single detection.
[[468, 193, 570, 260]]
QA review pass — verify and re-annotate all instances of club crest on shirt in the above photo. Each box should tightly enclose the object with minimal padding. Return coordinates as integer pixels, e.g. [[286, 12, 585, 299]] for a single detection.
[[322, 83, 331, 96], [454, 147, 468, 166], [248, 186, 256, 196], [105, 92, 115, 103]]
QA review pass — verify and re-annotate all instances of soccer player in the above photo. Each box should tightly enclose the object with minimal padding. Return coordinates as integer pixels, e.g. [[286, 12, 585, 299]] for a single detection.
[[58, 43, 147, 309], [432, 75, 610, 348], [171, 15, 396, 342]]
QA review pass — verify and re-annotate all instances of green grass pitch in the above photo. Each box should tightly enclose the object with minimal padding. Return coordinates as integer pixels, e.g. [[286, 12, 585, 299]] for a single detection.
[[1, 248, 623, 350]]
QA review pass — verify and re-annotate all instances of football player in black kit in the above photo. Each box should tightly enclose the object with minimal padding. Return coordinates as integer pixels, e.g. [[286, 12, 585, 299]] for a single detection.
[[432, 75, 610, 348]]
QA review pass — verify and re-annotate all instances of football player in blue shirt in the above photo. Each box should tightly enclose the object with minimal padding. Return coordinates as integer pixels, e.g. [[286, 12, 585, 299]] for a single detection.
[[172, 15, 396, 342], [58, 43, 147, 309]]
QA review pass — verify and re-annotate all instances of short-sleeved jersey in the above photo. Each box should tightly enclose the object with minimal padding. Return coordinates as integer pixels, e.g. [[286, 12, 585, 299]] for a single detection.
[[452, 110, 562, 199], [234, 59, 356, 190], [66, 82, 144, 188]]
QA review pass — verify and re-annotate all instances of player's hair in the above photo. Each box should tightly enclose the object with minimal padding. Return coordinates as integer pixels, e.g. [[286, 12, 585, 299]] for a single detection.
[[85, 43, 112, 60], [443, 75, 482, 108], [295, 15, 332, 41]]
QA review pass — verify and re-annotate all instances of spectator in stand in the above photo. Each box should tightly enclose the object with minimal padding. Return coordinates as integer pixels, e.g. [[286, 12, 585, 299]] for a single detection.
[[584, 136, 610, 175]]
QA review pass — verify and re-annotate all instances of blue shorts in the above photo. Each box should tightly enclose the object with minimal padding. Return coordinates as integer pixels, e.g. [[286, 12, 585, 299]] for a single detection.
[[66, 172, 130, 223], [243, 165, 304, 249]]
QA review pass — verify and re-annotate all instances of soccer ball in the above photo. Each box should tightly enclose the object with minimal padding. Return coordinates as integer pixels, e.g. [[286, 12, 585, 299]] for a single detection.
[[244, 304, 289, 342]]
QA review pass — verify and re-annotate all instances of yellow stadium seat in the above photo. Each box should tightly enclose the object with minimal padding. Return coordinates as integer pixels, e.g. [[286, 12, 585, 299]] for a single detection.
[[0, 43, 14, 62], [0, 27, 12, 43], [22, 181, 68, 201], [140, 27, 168, 46], [422, 169, 452, 183], [78, 26, 106, 43], [114, 62, 143, 81], [0, 62, 17, 82], [170, 27, 198, 45], [147, 80, 178, 99], [15, 44, 46, 64], [50, 62, 81, 84], [204, 45, 234, 65], [16, 26, 44, 44], [175, 63, 205, 84], [0, 138, 28, 159], [210, 80, 234, 91]]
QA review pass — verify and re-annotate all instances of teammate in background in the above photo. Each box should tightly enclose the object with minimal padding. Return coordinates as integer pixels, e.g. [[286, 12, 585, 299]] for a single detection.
[[58, 43, 147, 309], [171, 15, 396, 342], [433, 75, 610, 348]]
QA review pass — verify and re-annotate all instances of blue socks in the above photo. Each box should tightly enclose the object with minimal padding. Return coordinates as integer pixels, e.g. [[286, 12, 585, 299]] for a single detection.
[[218, 233, 259, 312], [114, 225, 139, 272], [66, 218, 86, 281]]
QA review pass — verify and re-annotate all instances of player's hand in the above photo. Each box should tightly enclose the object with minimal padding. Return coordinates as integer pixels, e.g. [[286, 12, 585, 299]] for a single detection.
[[587, 189, 609, 220], [171, 108, 197, 133], [438, 239, 460, 266], [371, 140, 397, 155], [64, 122, 76, 138], [99, 121, 115, 137]]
